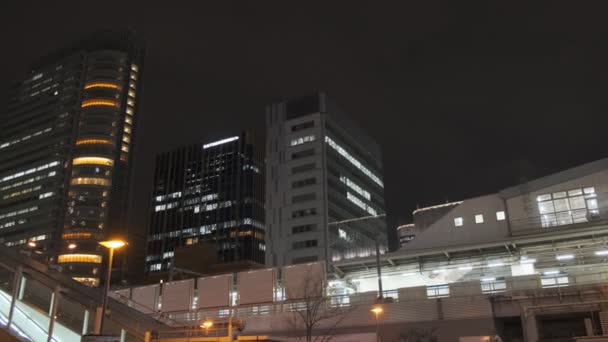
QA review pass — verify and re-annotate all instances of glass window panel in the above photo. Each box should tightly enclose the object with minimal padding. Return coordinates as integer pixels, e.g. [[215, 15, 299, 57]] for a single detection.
[[568, 189, 583, 196], [553, 198, 570, 212], [538, 201, 555, 214], [571, 209, 587, 223], [454, 217, 463, 227], [569, 196, 586, 210], [587, 198, 598, 210], [553, 191, 567, 199], [475, 214, 484, 224], [496, 211, 506, 221], [584, 187, 596, 194], [537, 194, 552, 201], [555, 211, 573, 225], [541, 214, 557, 228]]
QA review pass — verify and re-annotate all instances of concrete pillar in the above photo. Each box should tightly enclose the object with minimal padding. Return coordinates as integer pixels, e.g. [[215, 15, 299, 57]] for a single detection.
[[93, 306, 103, 335], [144, 331, 151, 342], [47, 286, 60, 342], [585, 318, 594, 336], [17, 276, 26, 300], [522, 312, 539, 342], [7, 266, 23, 328], [120, 329, 126, 342], [82, 309, 90, 335]]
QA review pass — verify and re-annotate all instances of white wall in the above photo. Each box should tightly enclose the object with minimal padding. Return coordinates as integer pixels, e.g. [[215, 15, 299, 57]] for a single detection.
[[405, 194, 509, 251]]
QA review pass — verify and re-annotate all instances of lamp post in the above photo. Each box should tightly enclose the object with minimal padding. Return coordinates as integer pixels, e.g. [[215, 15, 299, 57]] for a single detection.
[[200, 320, 213, 336], [371, 306, 383, 342], [98, 239, 126, 334]]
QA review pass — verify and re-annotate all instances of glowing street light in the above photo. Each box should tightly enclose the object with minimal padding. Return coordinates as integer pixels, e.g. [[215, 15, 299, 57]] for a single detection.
[[68, 243, 77, 250], [27, 241, 36, 247], [97, 239, 126, 334], [201, 320, 213, 335], [371, 306, 383, 342]]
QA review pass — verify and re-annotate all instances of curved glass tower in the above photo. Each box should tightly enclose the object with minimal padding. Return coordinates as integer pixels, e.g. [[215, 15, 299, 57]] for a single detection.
[[0, 31, 144, 286]]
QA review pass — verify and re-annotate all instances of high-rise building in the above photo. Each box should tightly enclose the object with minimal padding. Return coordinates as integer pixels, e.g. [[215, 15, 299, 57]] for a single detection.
[[146, 132, 265, 274], [265, 93, 387, 267], [0, 31, 144, 286]]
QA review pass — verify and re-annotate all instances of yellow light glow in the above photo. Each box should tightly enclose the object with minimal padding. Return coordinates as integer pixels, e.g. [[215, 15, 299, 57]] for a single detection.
[[72, 277, 100, 287], [99, 240, 126, 249], [58, 254, 102, 264], [81, 99, 119, 108], [68, 243, 77, 249], [62, 232, 92, 239], [84, 82, 120, 90], [72, 157, 114, 166], [76, 139, 113, 146], [28, 241, 36, 247], [70, 177, 111, 186], [371, 306, 383, 314], [201, 320, 213, 329]]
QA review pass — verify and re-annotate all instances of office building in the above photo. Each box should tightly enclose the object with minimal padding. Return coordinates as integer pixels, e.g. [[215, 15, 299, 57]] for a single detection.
[[146, 132, 265, 274], [0, 31, 144, 286], [265, 93, 387, 267]]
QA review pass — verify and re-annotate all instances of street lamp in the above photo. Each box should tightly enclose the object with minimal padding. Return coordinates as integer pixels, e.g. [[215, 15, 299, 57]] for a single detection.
[[371, 306, 383, 342], [200, 320, 213, 335], [98, 239, 126, 334]]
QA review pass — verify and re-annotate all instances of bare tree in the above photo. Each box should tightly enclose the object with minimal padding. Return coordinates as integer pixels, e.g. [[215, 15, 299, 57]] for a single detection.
[[284, 269, 352, 342]]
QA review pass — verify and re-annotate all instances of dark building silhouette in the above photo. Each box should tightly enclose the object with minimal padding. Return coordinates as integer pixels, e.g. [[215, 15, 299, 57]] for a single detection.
[[146, 132, 265, 274], [0, 31, 145, 287]]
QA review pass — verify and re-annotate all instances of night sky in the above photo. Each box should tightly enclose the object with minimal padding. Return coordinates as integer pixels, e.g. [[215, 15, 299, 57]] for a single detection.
[[2, 2, 608, 252]]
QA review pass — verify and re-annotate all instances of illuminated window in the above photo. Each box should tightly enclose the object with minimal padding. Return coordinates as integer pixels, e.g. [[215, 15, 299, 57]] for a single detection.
[[427, 285, 450, 299], [290, 134, 316, 147], [129, 81, 136, 89], [340, 176, 371, 200], [84, 82, 120, 90], [346, 192, 377, 216], [72, 277, 100, 287], [121, 144, 129, 153], [325, 136, 383, 187], [62, 232, 92, 239], [130, 73, 137, 80], [75, 139, 113, 146], [454, 217, 463, 227], [81, 99, 119, 108], [70, 177, 111, 186], [122, 135, 130, 143], [126, 107, 134, 115], [128, 90, 136, 98], [124, 126, 132, 134], [127, 98, 135, 106], [125, 116, 133, 124], [475, 214, 484, 224], [72, 157, 113, 166], [496, 211, 506, 221], [481, 278, 507, 294], [131, 64, 139, 72], [537, 187, 598, 227], [58, 254, 102, 264]]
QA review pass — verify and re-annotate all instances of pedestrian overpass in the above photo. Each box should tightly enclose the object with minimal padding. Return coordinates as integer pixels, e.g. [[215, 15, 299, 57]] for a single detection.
[[0, 246, 172, 341]]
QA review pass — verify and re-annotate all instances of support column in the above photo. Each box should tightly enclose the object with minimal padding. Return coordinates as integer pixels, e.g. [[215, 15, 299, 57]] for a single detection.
[[522, 311, 539, 342], [93, 306, 103, 335], [144, 331, 151, 342], [120, 329, 126, 342], [7, 266, 23, 328], [47, 286, 60, 342], [82, 309, 90, 335], [17, 276, 26, 300]]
